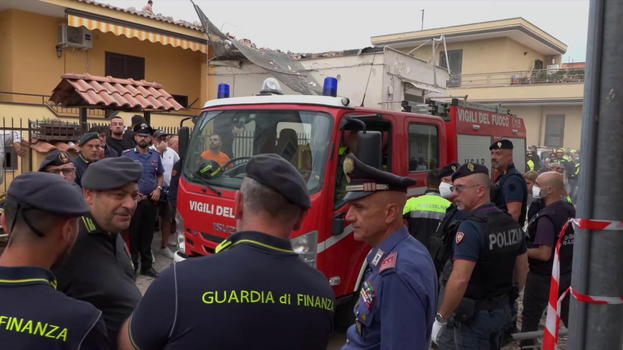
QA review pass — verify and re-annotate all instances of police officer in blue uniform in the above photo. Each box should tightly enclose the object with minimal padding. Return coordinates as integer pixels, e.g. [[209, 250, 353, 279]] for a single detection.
[[341, 153, 438, 350], [432, 163, 529, 350], [53, 157, 144, 347], [0, 172, 108, 349], [119, 153, 335, 350], [490, 139, 528, 226], [122, 123, 164, 277]]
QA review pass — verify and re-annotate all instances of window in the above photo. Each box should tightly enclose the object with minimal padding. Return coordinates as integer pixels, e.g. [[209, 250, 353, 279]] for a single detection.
[[105, 52, 145, 80], [439, 49, 463, 87], [172, 95, 189, 108], [408, 123, 438, 172], [545, 115, 565, 147]]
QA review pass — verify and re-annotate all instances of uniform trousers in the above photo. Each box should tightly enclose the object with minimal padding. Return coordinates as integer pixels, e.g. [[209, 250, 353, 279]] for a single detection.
[[453, 304, 511, 350], [520, 271, 571, 348], [130, 198, 157, 271]]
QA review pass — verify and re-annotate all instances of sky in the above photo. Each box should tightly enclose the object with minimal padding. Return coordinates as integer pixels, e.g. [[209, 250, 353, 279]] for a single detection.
[[104, 0, 589, 62]]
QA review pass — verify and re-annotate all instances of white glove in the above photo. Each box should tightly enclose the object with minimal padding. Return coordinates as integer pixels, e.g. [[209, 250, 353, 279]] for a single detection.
[[431, 319, 446, 345]]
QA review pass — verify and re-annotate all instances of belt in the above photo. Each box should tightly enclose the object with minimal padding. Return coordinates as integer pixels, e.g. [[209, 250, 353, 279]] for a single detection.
[[475, 294, 509, 311]]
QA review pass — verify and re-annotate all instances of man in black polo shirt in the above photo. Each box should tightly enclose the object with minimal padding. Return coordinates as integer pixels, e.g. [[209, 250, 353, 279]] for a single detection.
[[120, 154, 335, 350], [54, 157, 143, 347], [0, 172, 108, 349]]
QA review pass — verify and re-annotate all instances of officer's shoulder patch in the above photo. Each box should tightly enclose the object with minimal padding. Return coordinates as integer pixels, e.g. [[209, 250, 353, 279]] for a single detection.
[[379, 251, 397, 272], [456, 231, 465, 244]]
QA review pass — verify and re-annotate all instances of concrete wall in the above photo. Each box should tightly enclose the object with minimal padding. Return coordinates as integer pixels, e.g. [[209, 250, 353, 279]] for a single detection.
[[509, 104, 583, 150], [211, 49, 448, 111], [407, 37, 560, 75]]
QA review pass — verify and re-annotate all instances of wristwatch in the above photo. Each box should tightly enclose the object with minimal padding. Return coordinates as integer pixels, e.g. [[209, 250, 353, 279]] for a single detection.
[[435, 313, 448, 324], [156, 185, 163, 190]]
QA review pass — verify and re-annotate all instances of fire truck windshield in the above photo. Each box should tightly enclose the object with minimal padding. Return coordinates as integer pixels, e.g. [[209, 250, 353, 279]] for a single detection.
[[184, 109, 333, 193]]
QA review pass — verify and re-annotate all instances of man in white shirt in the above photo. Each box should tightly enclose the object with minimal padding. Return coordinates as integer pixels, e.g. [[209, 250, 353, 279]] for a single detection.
[[151, 130, 180, 258]]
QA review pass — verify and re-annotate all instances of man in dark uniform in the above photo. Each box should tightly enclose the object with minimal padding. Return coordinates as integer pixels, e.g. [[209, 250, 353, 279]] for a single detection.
[[89, 125, 119, 158], [0, 172, 108, 349], [520, 171, 575, 348], [39, 149, 77, 183], [341, 154, 437, 350], [53, 157, 144, 346], [73, 132, 101, 186], [122, 123, 164, 277], [490, 139, 528, 226], [119, 154, 335, 350], [432, 163, 529, 350]]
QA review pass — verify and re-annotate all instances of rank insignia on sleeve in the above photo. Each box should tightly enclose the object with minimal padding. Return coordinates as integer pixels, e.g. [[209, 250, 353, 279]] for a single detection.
[[379, 251, 397, 272], [456, 231, 465, 244]]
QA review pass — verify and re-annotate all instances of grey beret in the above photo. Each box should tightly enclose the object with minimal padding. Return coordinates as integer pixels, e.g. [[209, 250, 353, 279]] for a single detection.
[[38, 150, 72, 171], [78, 132, 99, 146], [81, 157, 143, 190], [8, 172, 88, 216], [245, 153, 311, 209]]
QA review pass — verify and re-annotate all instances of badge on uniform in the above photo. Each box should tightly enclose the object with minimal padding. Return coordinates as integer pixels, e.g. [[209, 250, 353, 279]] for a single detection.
[[456, 231, 465, 244], [379, 251, 397, 272], [360, 280, 375, 309], [371, 249, 384, 267]]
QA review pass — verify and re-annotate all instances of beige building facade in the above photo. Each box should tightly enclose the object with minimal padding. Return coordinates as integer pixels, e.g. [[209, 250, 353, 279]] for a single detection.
[[372, 17, 584, 150]]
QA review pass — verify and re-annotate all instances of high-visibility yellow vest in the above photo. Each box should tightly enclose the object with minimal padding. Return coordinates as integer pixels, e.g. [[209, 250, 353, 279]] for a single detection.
[[403, 192, 451, 220]]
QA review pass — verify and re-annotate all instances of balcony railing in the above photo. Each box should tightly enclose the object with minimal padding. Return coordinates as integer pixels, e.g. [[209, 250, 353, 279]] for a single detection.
[[447, 67, 585, 88]]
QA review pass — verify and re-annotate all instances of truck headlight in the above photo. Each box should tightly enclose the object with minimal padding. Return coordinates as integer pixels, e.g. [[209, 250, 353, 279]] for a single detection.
[[290, 230, 318, 267]]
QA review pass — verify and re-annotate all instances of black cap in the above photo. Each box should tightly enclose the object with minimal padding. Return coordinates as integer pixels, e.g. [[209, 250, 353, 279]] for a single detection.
[[489, 139, 514, 150], [343, 153, 416, 201], [440, 162, 461, 178], [82, 157, 143, 190], [245, 153, 311, 209], [78, 132, 99, 146], [133, 123, 153, 136], [8, 172, 89, 216], [38, 150, 72, 171], [153, 129, 169, 138], [451, 162, 489, 181]]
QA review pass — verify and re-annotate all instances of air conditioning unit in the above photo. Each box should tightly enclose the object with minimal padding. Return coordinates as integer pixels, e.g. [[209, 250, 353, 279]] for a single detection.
[[58, 24, 93, 49]]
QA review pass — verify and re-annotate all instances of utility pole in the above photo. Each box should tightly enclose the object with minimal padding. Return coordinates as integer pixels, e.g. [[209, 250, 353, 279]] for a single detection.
[[420, 9, 425, 30], [570, 0, 623, 348]]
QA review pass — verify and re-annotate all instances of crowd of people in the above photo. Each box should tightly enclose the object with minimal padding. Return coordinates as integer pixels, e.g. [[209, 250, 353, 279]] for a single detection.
[[526, 145, 581, 202], [0, 128, 578, 349], [402, 139, 576, 349]]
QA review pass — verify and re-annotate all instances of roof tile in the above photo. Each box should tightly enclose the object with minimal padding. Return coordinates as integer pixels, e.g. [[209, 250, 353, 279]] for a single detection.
[[50, 73, 183, 111]]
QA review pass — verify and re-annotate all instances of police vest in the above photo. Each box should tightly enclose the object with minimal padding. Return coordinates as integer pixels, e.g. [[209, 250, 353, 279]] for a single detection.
[[403, 193, 451, 252], [429, 204, 465, 276], [492, 165, 528, 226], [526, 201, 575, 276], [463, 210, 525, 299]]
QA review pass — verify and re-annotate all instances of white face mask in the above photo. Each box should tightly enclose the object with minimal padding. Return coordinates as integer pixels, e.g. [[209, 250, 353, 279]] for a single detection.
[[439, 182, 453, 199], [532, 185, 542, 199]]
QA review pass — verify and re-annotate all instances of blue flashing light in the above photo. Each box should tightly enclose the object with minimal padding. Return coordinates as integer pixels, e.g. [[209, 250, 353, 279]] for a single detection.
[[322, 77, 338, 97], [217, 83, 230, 98]]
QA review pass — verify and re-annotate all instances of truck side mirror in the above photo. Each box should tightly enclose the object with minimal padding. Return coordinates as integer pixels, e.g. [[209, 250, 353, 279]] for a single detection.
[[179, 126, 190, 160], [356, 131, 382, 169]]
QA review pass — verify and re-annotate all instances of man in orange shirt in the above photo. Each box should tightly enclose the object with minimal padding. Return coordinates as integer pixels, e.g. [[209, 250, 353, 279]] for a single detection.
[[200, 134, 231, 166]]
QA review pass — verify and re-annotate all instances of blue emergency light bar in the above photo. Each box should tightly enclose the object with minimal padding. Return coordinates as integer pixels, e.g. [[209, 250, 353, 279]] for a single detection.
[[217, 83, 230, 98], [322, 77, 338, 97]]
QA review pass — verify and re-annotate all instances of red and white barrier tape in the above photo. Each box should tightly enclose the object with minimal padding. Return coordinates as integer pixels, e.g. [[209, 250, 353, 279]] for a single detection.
[[543, 218, 623, 350]]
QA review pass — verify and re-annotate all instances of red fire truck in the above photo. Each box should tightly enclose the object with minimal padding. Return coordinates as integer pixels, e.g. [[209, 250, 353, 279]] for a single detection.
[[174, 81, 526, 320]]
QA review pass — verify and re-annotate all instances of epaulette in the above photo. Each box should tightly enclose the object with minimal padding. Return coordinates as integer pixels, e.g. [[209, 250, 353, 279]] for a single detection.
[[379, 251, 397, 272], [121, 149, 132, 154], [81, 216, 97, 233]]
